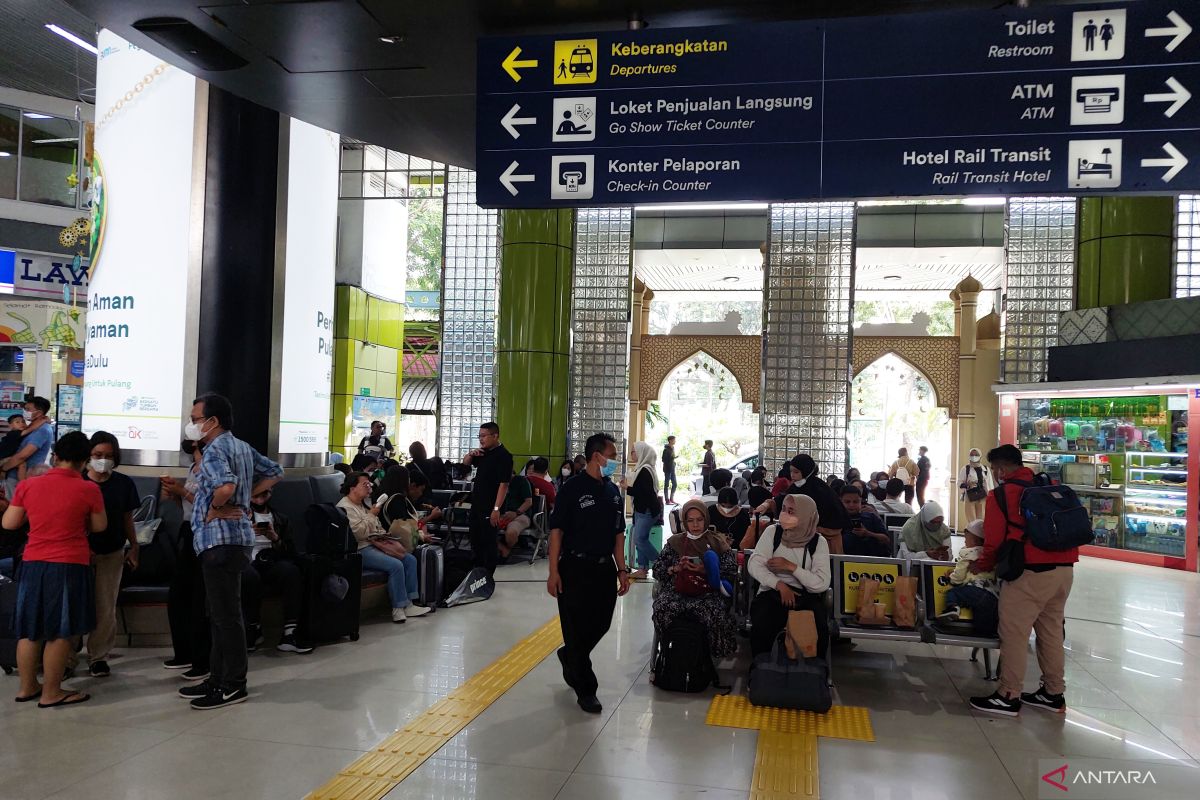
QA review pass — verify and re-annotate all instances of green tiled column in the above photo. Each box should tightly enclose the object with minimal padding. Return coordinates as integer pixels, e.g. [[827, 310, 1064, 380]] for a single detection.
[[496, 209, 574, 466], [1077, 197, 1174, 308]]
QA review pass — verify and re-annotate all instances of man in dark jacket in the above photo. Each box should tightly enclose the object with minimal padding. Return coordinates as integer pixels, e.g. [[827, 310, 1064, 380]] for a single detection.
[[969, 444, 1078, 717], [241, 488, 313, 655]]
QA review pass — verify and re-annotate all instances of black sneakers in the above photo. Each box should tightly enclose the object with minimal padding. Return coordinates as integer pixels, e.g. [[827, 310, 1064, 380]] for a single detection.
[[190, 687, 248, 710], [1021, 686, 1067, 713], [89, 660, 111, 678], [276, 634, 314, 654], [969, 691, 1022, 717], [178, 681, 214, 700], [246, 625, 264, 653], [180, 666, 210, 682], [935, 605, 961, 622], [162, 658, 191, 670]]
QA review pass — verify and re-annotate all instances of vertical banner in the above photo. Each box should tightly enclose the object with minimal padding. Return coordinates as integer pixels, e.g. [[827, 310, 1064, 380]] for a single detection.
[[82, 30, 197, 448], [277, 119, 338, 453]]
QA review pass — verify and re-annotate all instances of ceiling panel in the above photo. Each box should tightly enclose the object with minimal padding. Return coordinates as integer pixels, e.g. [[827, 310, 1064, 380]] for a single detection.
[[0, 0, 97, 102], [856, 246, 1004, 291], [635, 248, 763, 292]]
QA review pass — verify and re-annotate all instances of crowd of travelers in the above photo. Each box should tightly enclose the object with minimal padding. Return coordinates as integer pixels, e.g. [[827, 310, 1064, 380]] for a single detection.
[[2, 396, 1076, 720]]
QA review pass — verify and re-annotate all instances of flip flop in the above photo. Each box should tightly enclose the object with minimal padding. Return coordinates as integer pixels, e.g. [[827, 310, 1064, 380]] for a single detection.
[[14, 690, 43, 703], [38, 691, 91, 709]]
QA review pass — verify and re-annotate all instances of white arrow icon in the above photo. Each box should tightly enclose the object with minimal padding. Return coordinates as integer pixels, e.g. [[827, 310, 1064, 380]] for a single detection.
[[1145, 10, 1192, 53], [1144, 76, 1192, 117], [500, 161, 535, 196], [1141, 142, 1188, 182], [501, 104, 537, 139]]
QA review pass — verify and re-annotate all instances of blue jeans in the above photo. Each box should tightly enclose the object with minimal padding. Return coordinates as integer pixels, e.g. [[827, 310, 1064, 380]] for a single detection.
[[0, 557, 12, 578], [663, 467, 677, 499], [631, 511, 659, 570], [945, 584, 999, 637], [361, 546, 419, 609]]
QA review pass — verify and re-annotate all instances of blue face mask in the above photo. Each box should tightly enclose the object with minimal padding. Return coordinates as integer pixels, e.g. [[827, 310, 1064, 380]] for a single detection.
[[600, 457, 620, 478]]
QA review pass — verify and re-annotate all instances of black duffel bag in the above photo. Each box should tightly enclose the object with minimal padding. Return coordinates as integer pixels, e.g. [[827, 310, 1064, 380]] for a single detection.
[[748, 633, 832, 713]]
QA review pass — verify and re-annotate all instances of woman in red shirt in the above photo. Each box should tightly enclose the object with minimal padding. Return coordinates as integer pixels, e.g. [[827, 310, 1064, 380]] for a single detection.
[[3, 431, 106, 707]]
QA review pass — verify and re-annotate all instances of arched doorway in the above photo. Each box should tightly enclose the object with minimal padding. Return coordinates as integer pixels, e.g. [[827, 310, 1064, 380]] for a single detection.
[[850, 353, 951, 508], [647, 352, 759, 494]]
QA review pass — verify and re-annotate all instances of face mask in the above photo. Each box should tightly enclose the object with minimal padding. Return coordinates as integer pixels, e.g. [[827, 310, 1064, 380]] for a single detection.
[[561, 468, 572, 477], [600, 457, 619, 478], [184, 417, 210, 441], [969, 455, 981, 463], [253, 511, 272, 525], [686, 531, 704, 540], [719, 504, 738, 516], [90, 458, 114, 474], [22, 412, 33, 423], [779, 511, 799, 529], [793, 479, 806, 489]]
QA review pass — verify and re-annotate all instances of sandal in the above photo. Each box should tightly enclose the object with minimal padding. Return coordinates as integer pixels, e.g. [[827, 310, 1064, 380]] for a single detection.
[[38, 691, 91, 709], [14, 689, 43, 703]]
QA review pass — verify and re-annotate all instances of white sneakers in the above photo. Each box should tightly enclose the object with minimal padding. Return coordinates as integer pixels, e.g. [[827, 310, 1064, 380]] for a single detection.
[[392, 605, 432, 623]]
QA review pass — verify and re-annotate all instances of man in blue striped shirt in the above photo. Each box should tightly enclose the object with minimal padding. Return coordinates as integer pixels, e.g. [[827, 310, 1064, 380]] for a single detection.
[[179, 393, 283, 710]]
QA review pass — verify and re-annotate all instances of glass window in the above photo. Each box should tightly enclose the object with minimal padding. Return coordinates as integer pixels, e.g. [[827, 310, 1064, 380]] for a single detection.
[[19, 113, 80, 207], [0, 106, 18, 200]]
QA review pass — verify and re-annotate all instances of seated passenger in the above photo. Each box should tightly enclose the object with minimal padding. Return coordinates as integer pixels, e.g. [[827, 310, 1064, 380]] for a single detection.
[[866, 471, 889, 503], [241, 487, 314, 654], [496, 469, 534, 560], [747, 466, 773, 510], [870, 477, 914, 515], [748, 493, 831, 658], [898, 500, 952, 561], [704, 467, 749, 506], [405, 470, 444, 530], [651, 499, 738, 660], [336, 471, 431, 623], [935, 520, 999, 636], [751, 454, 847, 554], [839, 484, 892, 557], [554, 459, 576, 491], [408, 440, 451, 490], [709, 488, 750, 545], [380, 466, 436, 549], [523, 456, 557, 508]]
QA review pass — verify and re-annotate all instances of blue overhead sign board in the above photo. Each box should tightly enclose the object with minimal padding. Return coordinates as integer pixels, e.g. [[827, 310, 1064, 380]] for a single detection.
[[475, 1, 1199, 207]]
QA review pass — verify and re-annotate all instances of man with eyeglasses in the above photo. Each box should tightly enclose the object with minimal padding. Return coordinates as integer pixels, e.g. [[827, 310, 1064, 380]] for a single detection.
[[462, 421, 512, 575]]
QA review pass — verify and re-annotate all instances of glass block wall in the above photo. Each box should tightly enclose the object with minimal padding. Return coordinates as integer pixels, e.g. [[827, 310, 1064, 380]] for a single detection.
[[761, 202, 856, 476], [1002, 198, 1077, 383], [437, 167, 499, 459], [1177, 195, 1200, 298], [568, 208, 633, 457]]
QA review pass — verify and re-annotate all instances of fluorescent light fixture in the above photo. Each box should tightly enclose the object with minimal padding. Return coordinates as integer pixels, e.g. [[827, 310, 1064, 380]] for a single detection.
[[962, 197, 1007, 206], [0, 152, 11, 158], [45, 24, 98, 55], [634, 203, 769, 211], [30, 138, 78, 145], [22, 112, 52, 120]]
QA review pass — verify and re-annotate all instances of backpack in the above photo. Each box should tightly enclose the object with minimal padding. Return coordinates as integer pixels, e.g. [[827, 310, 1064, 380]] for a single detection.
[[651, 616, 720, 693], [302, 503, 355, 558], [771, 524, 821, 563], [994, 473, 1092, 557], [895, 460, 912, 483]]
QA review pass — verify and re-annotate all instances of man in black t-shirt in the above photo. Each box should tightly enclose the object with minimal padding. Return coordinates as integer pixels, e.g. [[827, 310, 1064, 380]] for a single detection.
[[358, 421, 394, 461], [661, 436, 677, 505], [916, 446, 931, 507], [547, 431, 630, 714], [462, 421, 512, 575]]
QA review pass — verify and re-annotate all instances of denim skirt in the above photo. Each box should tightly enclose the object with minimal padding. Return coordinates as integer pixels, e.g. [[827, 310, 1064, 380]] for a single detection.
[[13, 561, 96, 641]]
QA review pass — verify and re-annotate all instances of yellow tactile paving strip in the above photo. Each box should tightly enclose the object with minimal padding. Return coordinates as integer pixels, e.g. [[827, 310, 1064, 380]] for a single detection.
[[306, 616, 564, 800], [705, 694, 875, 741], [750, 731, 820, 799]]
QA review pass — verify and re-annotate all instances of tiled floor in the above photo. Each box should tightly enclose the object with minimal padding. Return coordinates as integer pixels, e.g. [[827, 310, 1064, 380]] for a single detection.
[[2, 556, 1198, 800]]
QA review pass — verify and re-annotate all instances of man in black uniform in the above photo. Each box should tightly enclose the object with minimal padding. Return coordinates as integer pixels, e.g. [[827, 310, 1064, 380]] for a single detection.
[[463, 421, 512, 575], [547, 432, 631, 714], [916, 445, 931, 508]]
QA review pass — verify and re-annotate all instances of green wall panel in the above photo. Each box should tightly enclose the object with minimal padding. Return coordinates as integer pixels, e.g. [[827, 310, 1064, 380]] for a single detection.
[[496, 244, 572, 355], [1077, 197, 1174, 308]]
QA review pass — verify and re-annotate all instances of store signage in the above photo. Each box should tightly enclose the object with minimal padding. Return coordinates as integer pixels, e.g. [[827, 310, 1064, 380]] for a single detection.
[[477, 1, 1199, 207], [82, 30, 198, 448], [70, 359, 85, 378], [0, 299, 85, 349], [0, 249, 90, 301], [276, 118, 338, 454]]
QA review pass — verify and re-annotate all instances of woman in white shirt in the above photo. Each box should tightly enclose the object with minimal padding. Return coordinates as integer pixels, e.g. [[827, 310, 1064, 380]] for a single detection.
[[957, 447, 993, 523], [747, 493, 831, 658]]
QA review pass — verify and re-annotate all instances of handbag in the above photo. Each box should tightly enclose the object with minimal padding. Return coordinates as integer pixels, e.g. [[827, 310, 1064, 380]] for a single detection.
[[965, 467, 988, 502], [674, 567, 710, 597]]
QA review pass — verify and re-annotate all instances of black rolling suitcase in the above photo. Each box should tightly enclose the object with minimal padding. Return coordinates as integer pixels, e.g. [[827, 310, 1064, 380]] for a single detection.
[[415, 544, 443, 610], [299, 552, 363, 643], [0, 573, 18, 674], [302, 503, 355, 557]]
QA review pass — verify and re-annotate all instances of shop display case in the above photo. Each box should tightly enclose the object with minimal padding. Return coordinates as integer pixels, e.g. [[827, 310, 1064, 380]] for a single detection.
[[999, 385, 1198, 571]]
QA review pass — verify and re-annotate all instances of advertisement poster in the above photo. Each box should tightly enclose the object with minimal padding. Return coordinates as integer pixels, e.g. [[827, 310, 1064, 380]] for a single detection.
[[0, 300, 85, 348], [56, 384, 83, 438], [840, 561, 900, 615], [81, 30, 197, 449], [277, 118, 338, 453], [351, 396, 397, 446]]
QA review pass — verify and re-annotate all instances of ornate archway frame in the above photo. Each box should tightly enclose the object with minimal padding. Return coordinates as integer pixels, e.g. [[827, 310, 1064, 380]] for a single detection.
[[639, 335, 762, 412], [850, 336, 960, 418]]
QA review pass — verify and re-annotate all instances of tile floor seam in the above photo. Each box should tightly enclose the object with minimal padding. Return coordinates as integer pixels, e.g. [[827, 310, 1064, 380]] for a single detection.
[[32, 727, 193, 800], [1072, 656, 1197, 758]]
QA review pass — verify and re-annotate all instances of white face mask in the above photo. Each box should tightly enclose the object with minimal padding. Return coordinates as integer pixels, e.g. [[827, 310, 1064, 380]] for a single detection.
[[183, 417, 210, 442], [22, 411, 33, 423], [90, 458, 114, 474], [686, 531, 704, 540], [793, 478, 806, 488], [969, 454, 981, 463], [561, 468, 571, 477]]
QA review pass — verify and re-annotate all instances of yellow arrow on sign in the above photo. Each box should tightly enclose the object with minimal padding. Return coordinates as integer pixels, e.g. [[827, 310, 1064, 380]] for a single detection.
[[502, 46, 538, 82]]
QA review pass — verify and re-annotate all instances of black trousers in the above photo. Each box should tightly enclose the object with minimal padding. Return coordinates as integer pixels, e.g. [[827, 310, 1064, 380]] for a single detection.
[[916, 480, 929, 507], [750, 588, 829, 659], [167, 523, 210, 669], [903, 485, 915, 505], [201, 545, 252, 692], [468, 509, 499, 575], [557, 555, 617, 698], [241, 557, 304, 625]]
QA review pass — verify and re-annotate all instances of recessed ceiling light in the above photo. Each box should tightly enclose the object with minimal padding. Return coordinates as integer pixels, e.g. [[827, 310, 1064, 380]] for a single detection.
[[884, 275, 902, 281], [22, 112, 52, 120], [723, 276, 740, 283], [45, 24, 98, 55], [378, 34, 405, 44]]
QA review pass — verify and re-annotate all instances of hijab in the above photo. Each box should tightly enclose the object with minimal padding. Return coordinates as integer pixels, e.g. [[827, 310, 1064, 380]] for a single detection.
[[777, 493, 819, 549], [902, 500, 950, 552], [629, 441, 658, 492], [669, 498, 731, 557]]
